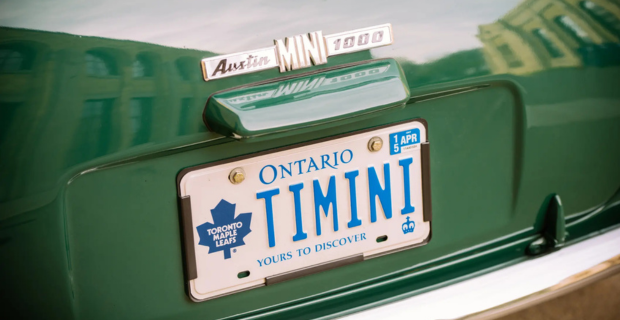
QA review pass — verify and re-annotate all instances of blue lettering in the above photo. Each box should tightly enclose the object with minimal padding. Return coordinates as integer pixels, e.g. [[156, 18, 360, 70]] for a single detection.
[[340, 149, 353, 164], [321, 154, 337, 169], [313, 176, 339, 235], [344, 170, 362, 228], [289, 182, 308, 242], [257, 251, 294, 267], [333, 152, 339, 166], [279, 163, 293, 179], [368, 163, 392, 222], [259, 165, 277, 185], [307, 157, 319, 173], [311, 233, 368, 254], [399, 157, 415, 215], [294, 159, 306, 175], [256, 188, 280, 247]]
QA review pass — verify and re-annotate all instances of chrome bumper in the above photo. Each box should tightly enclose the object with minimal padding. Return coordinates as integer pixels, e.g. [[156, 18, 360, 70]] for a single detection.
[[340, 226, 620, 320]]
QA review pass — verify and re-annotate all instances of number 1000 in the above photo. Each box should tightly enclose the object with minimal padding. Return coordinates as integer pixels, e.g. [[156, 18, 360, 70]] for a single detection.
[[333, 31, 384, 51]]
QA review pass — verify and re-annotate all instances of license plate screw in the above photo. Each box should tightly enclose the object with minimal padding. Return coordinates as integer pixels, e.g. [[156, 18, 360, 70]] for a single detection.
[[229, 168, 246, 184], [368, 137, 383, 152]]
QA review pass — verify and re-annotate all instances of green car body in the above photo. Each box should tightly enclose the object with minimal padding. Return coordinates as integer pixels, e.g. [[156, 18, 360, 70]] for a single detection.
[[1, 0, 619, 319]]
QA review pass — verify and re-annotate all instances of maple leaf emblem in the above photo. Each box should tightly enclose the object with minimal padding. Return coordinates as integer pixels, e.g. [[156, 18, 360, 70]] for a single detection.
[[196, 199, 252, 259]]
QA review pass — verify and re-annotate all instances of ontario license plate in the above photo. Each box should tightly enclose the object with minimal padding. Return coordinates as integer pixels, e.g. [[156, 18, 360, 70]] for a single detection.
[[177, 120, 431, 301]]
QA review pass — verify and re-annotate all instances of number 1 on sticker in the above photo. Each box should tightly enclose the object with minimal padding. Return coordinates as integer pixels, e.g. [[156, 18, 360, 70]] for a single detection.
[[393, 135, 399, 153]]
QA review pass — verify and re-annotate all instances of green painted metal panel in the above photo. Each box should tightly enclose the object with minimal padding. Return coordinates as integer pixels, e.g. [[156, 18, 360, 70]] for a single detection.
[[204, 59, 410, 139], [1, 0, 619, 319]]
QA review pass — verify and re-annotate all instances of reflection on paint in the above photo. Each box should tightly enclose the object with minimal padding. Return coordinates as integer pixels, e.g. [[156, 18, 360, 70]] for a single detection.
[[0, 0, 619, 213]]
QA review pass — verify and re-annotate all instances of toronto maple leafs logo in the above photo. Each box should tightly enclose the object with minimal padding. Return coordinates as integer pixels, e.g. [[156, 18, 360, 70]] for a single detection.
[[196, 199, 252, 259]]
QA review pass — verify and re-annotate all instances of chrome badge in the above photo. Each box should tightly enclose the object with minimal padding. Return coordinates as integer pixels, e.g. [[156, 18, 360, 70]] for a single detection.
[[201, 24, 394, 81]]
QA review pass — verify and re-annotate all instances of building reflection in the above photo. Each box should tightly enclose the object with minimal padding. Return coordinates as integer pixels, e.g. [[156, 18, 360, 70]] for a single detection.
[[478, 0, 620, 74], [397, 0, 620, 86], [0, 27, 222, 203], [0, 44, 35, 72], [0, 28, 214, 151], [0, 0, 619, 205]]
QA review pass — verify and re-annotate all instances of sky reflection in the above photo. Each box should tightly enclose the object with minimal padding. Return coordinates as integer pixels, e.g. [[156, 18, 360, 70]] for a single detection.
[[0, 0, 520, 62]]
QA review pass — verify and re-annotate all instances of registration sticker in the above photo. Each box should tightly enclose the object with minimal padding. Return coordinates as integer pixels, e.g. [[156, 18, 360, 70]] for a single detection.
[[389, 128, 421, 155], [177, 120, 431, 301]]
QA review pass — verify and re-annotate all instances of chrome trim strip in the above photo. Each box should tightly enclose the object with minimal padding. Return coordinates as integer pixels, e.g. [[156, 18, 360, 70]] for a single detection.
[[201, 46, 279, 81], [338, 226, 620, 320], [200, 24, 394, 81], [463, 255, 620, 320]]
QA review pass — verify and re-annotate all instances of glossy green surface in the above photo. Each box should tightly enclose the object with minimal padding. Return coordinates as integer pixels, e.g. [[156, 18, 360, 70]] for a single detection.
[[1, 0, 620, 319], [206, 59, 410, 138]]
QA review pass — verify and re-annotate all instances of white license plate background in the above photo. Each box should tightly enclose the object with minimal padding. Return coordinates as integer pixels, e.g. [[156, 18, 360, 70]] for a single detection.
[[179, 121, 430, 301]]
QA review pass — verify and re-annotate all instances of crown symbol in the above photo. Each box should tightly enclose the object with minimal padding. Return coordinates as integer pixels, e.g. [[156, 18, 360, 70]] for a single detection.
[[402, 216, 415, 234]]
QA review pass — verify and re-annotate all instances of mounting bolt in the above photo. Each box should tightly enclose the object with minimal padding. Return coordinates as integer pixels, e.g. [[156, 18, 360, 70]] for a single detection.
[[229, 168, 245, 185], [368, 137, 383, 152]]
